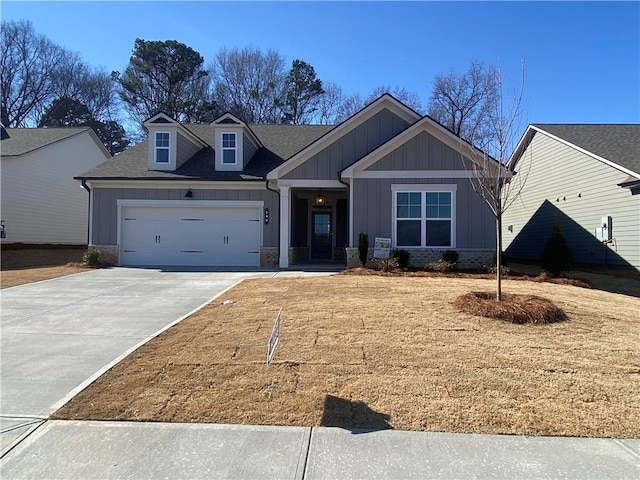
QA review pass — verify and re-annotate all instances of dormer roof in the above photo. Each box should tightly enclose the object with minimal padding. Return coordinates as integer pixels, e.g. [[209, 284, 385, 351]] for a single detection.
[[143, 112, 208, 148]]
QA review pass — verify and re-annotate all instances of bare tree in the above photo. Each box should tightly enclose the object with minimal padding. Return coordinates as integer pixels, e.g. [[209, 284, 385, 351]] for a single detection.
[[461, 63, 526, 301], [0, 20, 67, 126], [317, 82, 344, 125], [211, 46, 286, 123], [335, 93, 365, 123], [367, 85, 424, 114], [428, 60, 499, 148]]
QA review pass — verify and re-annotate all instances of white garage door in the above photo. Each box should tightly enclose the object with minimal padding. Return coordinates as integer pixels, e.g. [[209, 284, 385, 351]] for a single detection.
[[120, 203, 261, 267]]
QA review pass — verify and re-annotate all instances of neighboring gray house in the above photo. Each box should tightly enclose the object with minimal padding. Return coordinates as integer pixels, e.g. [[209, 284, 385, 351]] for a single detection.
[[1, 126, 111, 245], [503, 124, 640, 270], [76, 94, 498, 269]]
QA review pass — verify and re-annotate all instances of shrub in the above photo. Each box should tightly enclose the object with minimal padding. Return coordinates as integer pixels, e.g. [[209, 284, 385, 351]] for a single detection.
[[442, 250, 459, 265], [392, 249, 411, 268], [83, 248, 101, 267], [541, 222, 573, 277], [358, 233, 369, 267], [426, 259, 456, 272], [374, 257, 399, 272]]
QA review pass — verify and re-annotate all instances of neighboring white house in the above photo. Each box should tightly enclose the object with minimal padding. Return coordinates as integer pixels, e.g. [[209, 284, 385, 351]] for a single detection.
[[503, 124, 640, 270], [1, 126, 111, 245]]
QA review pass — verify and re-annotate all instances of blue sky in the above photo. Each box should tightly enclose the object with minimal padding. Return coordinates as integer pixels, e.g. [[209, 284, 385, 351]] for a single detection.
[[2, 1, 639, 125]]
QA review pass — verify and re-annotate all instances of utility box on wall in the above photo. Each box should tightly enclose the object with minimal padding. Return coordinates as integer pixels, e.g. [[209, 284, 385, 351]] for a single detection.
[[595, 215, 613, 242]]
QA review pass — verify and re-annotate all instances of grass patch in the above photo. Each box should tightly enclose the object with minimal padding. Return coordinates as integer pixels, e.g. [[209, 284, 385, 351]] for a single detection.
[[454, 291, 565, 324], [52, 276, 640, 438]]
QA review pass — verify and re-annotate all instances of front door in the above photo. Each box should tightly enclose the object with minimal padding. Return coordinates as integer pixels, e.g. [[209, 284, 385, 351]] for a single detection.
[[311, 212, 332, 260]]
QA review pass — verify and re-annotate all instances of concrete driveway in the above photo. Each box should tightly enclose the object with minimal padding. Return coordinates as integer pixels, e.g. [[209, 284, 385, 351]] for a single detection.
[[2, 267, 638, 478], [0, 268, 274, 427]]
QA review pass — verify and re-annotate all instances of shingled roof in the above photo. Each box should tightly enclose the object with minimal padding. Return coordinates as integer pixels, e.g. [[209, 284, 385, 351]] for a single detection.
[[76, 123, 335, 181], [532, 124, 640, 176], [0, 127, 92, 157]]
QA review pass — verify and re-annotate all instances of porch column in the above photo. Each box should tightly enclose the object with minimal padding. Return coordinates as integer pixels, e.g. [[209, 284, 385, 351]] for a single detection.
[[279, 185, 290, 268]]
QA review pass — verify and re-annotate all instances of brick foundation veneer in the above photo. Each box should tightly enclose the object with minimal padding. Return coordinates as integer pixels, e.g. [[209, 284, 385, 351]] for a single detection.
[[345, 248, 494, 270], [260, 247, 279, 268]]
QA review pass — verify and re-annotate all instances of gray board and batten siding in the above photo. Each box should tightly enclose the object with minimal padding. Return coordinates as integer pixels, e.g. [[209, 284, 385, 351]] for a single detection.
[[90, 187, 279, 247], [243, 132, 258, 167], [283, 108, 411, 180], [352, 177, 495, 250], [176, 131, 202, 169], [503, 130, 640, 269]]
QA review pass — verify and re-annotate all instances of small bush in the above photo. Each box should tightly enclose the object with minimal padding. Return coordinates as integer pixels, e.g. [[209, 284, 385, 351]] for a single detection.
[[358, 233, 369, 268], [374, 257, 399, 272], [426, 259, 456, 272], [83, 248, 101, 267], [486, 251, 510, 274], [541, 222, 573, 277], [453, 291, 565, 324], [392, 249, 411, 268], [442, 250, 459, 264]]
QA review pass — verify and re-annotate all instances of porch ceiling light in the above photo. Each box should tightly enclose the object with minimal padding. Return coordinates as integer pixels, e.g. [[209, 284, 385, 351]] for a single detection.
[[185, 189, 193, 198], [315, 193, 325, 205]]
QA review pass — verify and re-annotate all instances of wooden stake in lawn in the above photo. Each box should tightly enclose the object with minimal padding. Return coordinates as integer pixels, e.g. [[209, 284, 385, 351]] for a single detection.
[[267, 307, 282, 365]]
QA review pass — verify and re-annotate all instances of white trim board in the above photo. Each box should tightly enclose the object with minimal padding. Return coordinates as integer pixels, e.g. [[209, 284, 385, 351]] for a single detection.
[[86, 181, 267, 190], [266, 94, 421, 180], [341, 116, 498, 179], [276, 180, 347, 188], [353, 170, 483, 179]]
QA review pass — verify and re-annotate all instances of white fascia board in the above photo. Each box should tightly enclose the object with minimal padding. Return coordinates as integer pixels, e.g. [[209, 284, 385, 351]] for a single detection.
[[212, 113, 263, 149], [530, 125, 640, 178], [342, 117, 503, 179], [87, 180, 266, 190], [117, 199, 264, 208], [266, 94, 421, 180], [276, 179, 346, 188], [354, 170, 483, 179], [212, 112, 246, 126], [85, 129, 112, 159], [144, 112, 207, 148], [506, 125, 536, 169]]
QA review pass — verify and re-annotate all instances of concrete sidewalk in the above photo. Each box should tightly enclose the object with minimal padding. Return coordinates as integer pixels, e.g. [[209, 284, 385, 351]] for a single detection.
[[1, 267, 638, 479], [2, 420, 638, 479]]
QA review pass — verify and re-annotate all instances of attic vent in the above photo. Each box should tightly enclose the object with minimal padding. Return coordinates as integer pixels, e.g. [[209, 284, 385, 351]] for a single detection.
[[218, 117, 240, 124]]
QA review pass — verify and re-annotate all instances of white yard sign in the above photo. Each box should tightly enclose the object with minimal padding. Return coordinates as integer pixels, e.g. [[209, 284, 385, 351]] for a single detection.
[[267, 307, 282, 365], [373, 237, 391, 259]]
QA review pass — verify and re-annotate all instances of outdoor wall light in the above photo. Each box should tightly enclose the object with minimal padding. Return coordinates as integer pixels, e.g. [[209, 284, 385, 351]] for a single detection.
[[184, 189, 193, 198], [315, 193, 325, 205]]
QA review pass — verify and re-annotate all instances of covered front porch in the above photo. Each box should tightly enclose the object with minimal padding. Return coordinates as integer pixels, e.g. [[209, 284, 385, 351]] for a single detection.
[[278, 184, 349, 268]]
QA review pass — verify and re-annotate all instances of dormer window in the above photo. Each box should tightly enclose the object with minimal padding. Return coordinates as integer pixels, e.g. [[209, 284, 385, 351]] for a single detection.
[[222, 133, 237, 164], [155, 132, 170, 163]]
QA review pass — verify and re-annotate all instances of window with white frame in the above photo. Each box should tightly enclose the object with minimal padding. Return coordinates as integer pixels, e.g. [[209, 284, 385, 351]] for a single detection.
[[155, 132, 170, 163], [222, 132, 237, 164], [393, 185, 455, 248]]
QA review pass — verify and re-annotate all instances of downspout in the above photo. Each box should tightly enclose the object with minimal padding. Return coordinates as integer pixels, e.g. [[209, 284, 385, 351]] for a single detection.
[[81, 180, 91, 248]]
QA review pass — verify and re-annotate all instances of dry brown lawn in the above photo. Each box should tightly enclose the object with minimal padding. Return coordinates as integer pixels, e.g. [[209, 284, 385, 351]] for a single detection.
[[53, 275, 640, 438], [1, 249, 89, 288]]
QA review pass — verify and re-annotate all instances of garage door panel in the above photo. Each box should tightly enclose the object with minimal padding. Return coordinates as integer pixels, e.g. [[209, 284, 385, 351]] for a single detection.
[[120, 205, 261, 267]]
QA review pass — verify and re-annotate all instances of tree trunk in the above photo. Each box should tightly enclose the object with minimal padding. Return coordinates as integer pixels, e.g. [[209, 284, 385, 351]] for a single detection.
[[496, 211, 503, 302]]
